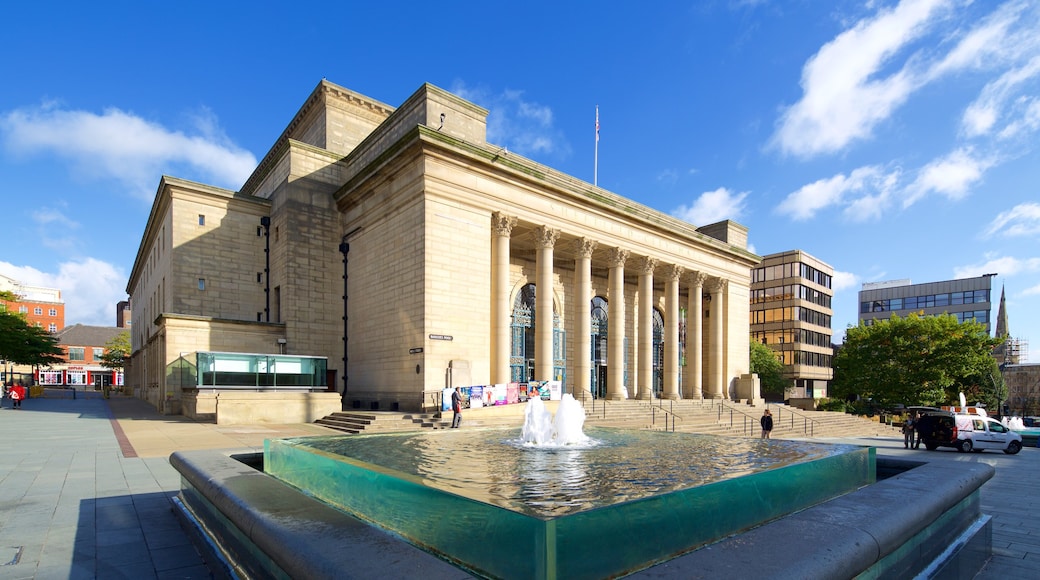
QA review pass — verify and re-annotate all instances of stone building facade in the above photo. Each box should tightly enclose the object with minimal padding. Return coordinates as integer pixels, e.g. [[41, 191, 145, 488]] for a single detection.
[[126, 80, 760, 416]]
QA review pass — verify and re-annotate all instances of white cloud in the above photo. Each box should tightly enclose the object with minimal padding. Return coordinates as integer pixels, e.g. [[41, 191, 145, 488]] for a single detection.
[[1022, 282, 1040, 296], [831, 270, 861, 293], [902, 147, 992, 207], [451, 83, 571, 159], [0, 259, 127, 327], [672, 187, 748, 225], [0, 103, 257, 199], [930, 0, 1027, 76], [772, 0, 952, 157], [953, 254, 1040, 279], [776, 166, 896, 221], [983, 202, 1040, 238], [997, 96, 1040, 140], [31, 205, 82, 253], [962, 55, 1040, 138]]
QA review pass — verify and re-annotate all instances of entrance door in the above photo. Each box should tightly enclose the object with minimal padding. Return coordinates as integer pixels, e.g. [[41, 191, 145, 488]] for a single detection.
[[93, 373, 111, 391]]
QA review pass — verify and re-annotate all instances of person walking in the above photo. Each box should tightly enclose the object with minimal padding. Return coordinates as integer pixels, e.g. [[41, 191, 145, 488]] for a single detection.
[[450, 387, 463, 428], [10, 383, 26, 410], [760, 409, 773, 439]]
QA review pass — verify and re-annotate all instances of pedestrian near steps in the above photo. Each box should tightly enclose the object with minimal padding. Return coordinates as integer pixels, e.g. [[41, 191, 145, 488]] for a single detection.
[[451, 386, 462, 428], [760, 409, 773, 439]]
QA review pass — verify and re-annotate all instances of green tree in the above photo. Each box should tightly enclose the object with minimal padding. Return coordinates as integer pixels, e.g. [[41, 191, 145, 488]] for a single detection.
[[750, 340, 788, 395], [100, 331, 131, 371], [0, 309, 65, 367], [960, 357, 1007, 415], [832, 314, 1000, 409]]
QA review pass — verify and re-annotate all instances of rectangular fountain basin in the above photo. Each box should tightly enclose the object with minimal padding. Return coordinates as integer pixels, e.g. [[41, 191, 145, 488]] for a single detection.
[[265, 428, 874, 579]]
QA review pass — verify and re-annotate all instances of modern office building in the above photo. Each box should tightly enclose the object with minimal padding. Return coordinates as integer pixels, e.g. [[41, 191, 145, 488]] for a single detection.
[[749, 250, 833, 399], [125, 79, 760, 418], [858, 274, 994, 333]]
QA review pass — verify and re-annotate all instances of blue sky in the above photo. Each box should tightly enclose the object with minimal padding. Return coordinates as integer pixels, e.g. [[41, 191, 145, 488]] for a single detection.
[[1, 0, 1038, 358]]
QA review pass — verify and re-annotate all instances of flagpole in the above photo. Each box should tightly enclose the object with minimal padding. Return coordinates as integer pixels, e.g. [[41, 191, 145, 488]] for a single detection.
[[594, 105, 599, 187]]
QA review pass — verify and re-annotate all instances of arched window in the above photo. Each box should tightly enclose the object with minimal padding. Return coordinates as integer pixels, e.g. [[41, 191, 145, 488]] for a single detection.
[[652, 308, 664, 397], [510, 284, 565, 385], [591, 296, 608, 398]]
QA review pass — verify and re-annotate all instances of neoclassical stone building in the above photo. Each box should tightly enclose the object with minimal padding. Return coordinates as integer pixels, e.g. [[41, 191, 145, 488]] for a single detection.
[[126, 80, 759, 417]]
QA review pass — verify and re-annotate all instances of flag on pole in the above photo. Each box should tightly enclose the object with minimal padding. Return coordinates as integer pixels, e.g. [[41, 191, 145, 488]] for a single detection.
[[595, 106, 600, 142], [594, 106, 600, 186]]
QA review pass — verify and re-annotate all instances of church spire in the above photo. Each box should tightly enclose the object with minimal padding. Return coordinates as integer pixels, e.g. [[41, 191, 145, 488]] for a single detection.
[[995, 285, 1009, 339]]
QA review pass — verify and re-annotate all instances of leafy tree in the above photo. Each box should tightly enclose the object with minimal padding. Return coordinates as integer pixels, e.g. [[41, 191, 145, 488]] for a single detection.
[[750, 340, 788, 395], [0, 310, 64, 367], [100, 331, 131, 371], [832, 314, 1000, 409], [959, 357, 1007, 415]]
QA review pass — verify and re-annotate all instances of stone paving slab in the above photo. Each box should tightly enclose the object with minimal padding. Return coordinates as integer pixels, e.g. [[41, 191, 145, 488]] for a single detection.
[[0, 394, 1036, 578], [0, 394, 335, 579]]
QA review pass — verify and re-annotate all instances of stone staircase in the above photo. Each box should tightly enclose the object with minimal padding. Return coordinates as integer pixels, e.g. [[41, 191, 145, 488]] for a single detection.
[[315, 411, 451, 434], [314, 399, 903, 440]]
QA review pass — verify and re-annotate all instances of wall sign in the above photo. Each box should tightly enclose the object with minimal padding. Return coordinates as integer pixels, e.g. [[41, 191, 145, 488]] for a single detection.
[[429, 334, 453, 341]]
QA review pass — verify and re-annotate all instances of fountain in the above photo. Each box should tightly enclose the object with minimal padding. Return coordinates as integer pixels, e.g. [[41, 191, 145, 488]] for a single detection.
[[171, 395, 996, 579], [260, 395, 871, 578]]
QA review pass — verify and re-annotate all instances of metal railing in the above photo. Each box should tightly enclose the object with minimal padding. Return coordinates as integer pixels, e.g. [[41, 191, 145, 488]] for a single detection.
[[716, 401, 820, 437], [651, 404, 681, 432]]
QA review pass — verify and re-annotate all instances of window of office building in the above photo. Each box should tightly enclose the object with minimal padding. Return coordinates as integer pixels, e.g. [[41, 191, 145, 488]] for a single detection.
[[69, 347, 85, 361]]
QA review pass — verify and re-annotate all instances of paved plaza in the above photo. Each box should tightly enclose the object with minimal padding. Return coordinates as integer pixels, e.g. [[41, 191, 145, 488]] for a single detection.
[[0, 393, 1036, 578]]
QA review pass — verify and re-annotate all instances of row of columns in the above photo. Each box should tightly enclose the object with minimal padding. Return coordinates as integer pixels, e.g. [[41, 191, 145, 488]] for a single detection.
[[490, 212, 730, 401]]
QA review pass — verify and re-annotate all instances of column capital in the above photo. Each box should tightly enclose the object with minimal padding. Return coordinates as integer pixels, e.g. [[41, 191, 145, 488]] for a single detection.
[[573, 237, 597, 259], [706, 277, 728, 294], [491, 212, 517, 237], [688, 271, 709, 287], [535, 225, 560, 249], [636, 256, 658, 276], [607, 247, 629, 268], [665, 264, 685, 281]]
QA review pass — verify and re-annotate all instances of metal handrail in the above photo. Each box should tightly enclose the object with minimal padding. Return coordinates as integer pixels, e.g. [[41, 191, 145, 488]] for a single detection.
[[716, 401, 820, 437], [651, 404, 682, 432]]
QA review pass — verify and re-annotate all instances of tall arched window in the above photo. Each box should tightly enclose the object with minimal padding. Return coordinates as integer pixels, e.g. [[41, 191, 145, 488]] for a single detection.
[[510, 284, 536, 383], [591, 296, 608, 398], [510, 284, 565, 385], [652, 308, 664, 397]]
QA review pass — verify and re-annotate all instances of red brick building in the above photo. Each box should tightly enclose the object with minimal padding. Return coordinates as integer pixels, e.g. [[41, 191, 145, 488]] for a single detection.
[[0, 273, 65, 332], [41, 324, 126, 389]]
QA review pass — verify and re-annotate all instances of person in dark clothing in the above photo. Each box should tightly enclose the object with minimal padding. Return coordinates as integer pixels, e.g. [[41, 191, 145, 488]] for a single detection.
[[451, 387, 463, 428], [760, 409, 773, 439], [903, 412, 917, 448]]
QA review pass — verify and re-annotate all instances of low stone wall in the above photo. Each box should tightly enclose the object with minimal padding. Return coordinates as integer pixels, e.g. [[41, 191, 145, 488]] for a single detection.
[[171, 450, 994, 579], [181, 391, 341, 424]]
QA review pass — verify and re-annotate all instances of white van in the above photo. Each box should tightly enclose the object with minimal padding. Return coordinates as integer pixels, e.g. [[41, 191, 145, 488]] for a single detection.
[[953, 414, 1023, 454]]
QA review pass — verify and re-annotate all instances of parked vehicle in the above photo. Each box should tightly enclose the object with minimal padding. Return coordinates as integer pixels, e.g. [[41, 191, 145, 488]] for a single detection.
[[915, 409, 1023, 454]]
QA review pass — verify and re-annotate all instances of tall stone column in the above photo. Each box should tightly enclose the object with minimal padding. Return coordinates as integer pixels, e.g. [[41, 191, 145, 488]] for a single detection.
[[490, 212, 517, 385], [535, 226, 559, 382], [664, 264, 684, 400], [637, 256, 657, 400], [573, 238, 596, 403], [685, 272, 707, 399], [607, 247, 628, 400], [707, 277, 728, 399]]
